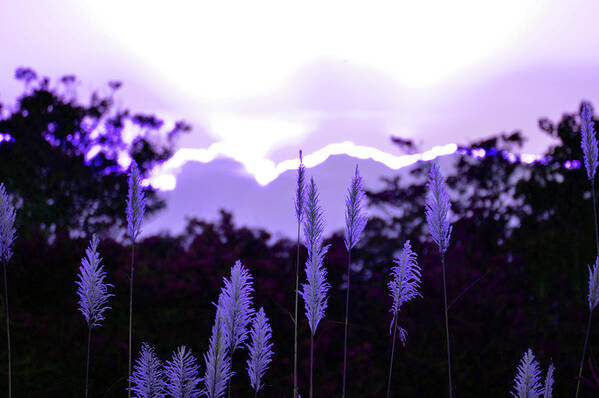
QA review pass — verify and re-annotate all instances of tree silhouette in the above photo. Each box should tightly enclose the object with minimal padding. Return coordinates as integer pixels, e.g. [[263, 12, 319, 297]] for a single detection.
[[0, 67, 190, 241]]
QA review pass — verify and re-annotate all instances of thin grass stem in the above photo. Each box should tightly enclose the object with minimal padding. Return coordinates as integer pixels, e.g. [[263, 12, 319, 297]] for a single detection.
[[128, 241, 135, 398], [342, 250, 351, 398], [592, 180, 599, 253], [386, 314, 398, 398], [294, 221, 300, 398], [85, 326, 91, 398], [447, 271, 490, 311], [575, 313, 593, 398], [309, 334, 314, 398], [575, 175, 599, 397], [227, 351, 235, 398], [441, 253, 453, 398], [3, 260, 11, 398]]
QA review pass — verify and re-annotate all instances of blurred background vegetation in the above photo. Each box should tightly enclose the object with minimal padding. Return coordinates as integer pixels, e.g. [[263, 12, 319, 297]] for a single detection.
[[0, 69, 598, 397]]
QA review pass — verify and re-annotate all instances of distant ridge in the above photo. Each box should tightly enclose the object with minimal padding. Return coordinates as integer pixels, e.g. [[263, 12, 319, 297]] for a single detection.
[[143, 151, 461, 240], [142, 141, 548, 240]]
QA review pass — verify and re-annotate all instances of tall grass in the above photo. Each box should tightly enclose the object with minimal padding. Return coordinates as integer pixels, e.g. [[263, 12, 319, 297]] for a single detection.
[[576, 102, 599, 398], [246, 307, 274, 398], [510, 349, 554, 398], [300, 177, 330, 398], [511, 349, 542, 398], [129, 342, 166, 398], [293, 150, 305, 398], [0, 183, 16, 398], [218, 260, 254, 398], [425, 161, 453, 398], [544, 362, 555, 398], [126, 161, 147, 398], [580, 102, 599, 252], [341, 165, 366, 398], [575, 255, 599, 397], [203, 303, 233, 398], [386, 241, 421, 398], [75, 234, 113, 398], [164, 345, 201, 398]]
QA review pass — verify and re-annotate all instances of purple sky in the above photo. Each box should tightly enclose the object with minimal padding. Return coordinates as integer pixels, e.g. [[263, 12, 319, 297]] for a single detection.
[[2, 1, 599, 237]]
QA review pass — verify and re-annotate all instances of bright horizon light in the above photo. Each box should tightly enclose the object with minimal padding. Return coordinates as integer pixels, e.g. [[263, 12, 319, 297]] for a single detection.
[[75, 0, 543, 101], [145, 142, 559, 191]]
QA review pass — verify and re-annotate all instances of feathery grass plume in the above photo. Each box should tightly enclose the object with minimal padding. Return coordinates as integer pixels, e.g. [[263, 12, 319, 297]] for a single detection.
[[425, 161, 454, 398], [129, 342, 166, 398], [293, 150, 305, 398], [511, 349, 542, 398], [301, 178, 330, 334], [576, 255, 599, 397], [344, 164, 367, 251], [425, 161, 452, 254], [164, 345, 201, 398], [0, 183, 16, 264], [246, 307, 274, 397], [387, 241, 422, 344], [543, 362, 554, 398], [218, 260, 253, 397], [580, 103, 599, 253], [581, 103, 598, 181], [127, 160, 146, 398], [386, 240, 422, 398], [295, 150, 306, 224], [220, 260, 254, 353], [578, 104, 599, 397], [203, 305, 233, 398], [0, 182, 16, 398], [299, 177, 330, 398], [127, 160, 147, 241], [76, 234, 114, 398], [341, 164, 366, 398], [76, 235, 113, 328]]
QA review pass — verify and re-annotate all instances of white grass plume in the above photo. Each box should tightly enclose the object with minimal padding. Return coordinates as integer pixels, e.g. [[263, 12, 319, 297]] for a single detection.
[[129, 342, 166, 398], [386, 240, 422, 398], [165, 345, 201, 398], [511, 349, 542, 398], [203, 304, 233, 398], [246, 307, 274, 396], [0, 182, 16, 398], [388, 240, 422, 345]]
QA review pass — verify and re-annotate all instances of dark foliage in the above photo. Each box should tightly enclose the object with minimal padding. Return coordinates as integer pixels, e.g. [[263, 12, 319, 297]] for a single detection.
[[0, 67, 191, 240]]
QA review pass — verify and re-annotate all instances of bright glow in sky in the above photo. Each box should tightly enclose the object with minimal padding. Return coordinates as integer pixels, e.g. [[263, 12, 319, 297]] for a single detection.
[[75, 0, 542, 98], [2, 1, 599, 192]]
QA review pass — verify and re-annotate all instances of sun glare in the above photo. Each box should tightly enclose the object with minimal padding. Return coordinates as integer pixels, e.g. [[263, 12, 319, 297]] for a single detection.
[[75, 0, 542, 101]]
